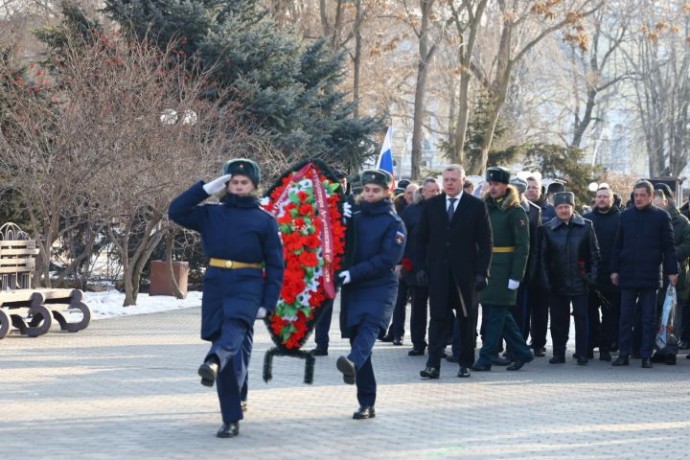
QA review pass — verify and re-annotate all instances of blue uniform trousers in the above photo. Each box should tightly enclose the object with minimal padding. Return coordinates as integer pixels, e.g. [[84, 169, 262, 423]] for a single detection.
[[476, 304, 531, 366], [314, 298, 334, 349], [619, 288, 657, 359], [207, 318, 253, 424], [347, 318, 379, 407]]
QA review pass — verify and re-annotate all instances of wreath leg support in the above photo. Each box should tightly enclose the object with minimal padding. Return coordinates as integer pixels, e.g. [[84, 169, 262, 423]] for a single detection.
[[262, 347, 316, 384]]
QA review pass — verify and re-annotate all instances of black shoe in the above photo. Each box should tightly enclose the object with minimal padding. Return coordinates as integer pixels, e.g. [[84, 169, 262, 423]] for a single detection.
[[392, 337, 403, 346], [457, 367, 471, 378], [491, 356, 511, 366], [353, 406, 375, 420], [445, 354, 460, 363], [471, 363, 492, 371], [408, 347, 425, 356], [379, 335, 394, 343], [506, 360, 528, 371], [576, 356, 588, 366], [198, 359, 219, 387], [612, 356, 629, 366], [599, 351, 612, 361], [336, 356, 356, 385], [641, 358, 653, 368], [533, 348, 546, 357], [549, 356, 565, 364], [216, 422, 239, 438], [650, 353, 665, 363], [665, 354, 677, 365], [420, 367, 440, 379], [310, 347, 328, 357]]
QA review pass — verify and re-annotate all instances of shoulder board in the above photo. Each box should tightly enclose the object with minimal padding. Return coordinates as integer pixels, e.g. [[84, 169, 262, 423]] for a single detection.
[[389, 209, 403, 222]]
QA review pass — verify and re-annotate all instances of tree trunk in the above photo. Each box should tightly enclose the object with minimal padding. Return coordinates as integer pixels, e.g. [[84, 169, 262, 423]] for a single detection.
[[165, 231, 185, 299], [352, 0, 363, 117], [411, 0, 437, 180]]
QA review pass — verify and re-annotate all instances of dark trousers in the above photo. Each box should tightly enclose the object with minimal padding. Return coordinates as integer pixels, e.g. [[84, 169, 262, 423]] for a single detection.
[[549, 294, 588, 358], [387, 279, 410, 338], [208, 318, 253, 424], [314, 298, 334, 349], [347, 318, 380, 407], [619, 288, 657, 359], [588, 290, 620, 353], [427, 278, 477, 369], [476, 304, 532, 366], [410, 286, 429, 349], [529, 282, 549, 350], [513, 283, 531, 340], [680, 297, 690, 342]]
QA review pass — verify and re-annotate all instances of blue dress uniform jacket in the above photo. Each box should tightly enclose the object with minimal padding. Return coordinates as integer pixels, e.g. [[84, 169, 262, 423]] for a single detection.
[[340, 199, 406, 338], [611, 204, 678, 289], [168, 181, 284, 340]]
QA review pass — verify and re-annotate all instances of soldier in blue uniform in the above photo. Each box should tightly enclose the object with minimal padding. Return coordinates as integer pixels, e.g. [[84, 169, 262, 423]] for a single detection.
[[168, 159, 284, 438], [335, 169, 406, 420]]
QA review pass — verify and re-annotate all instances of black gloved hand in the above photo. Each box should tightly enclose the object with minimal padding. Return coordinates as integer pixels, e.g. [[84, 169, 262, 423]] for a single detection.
[[416, 269, 429, 287], [474, 274, 488, 292]]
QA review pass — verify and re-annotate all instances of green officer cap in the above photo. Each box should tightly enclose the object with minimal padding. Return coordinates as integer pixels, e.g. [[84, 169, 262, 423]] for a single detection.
[[222, 158, 260, 187], [485, 167, 511, 184], [360, 169, 393, 189]]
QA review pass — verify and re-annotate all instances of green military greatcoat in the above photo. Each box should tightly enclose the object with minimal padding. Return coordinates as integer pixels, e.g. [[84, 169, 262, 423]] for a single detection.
[[480, 185, 530, 306]]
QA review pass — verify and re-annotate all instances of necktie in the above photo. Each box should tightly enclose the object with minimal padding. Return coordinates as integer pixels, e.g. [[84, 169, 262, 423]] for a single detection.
[[447, 198, 457, 221]]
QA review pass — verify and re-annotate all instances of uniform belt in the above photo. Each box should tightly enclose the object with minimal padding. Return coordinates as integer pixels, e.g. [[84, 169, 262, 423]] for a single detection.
[[492, 246, 516, 253], [208, 258, 262, 269]]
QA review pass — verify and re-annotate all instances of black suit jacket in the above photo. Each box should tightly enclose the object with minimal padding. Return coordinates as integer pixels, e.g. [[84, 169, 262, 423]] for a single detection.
[[415, 192, 493, 317]]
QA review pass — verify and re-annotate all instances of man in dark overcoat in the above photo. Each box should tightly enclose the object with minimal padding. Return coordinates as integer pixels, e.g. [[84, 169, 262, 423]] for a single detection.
[[611, 180, 678, 368], [415, 164, 493, 379]]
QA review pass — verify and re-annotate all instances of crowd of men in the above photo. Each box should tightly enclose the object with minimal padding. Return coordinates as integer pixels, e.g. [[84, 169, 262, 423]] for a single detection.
[[312, 165, 690, 376]]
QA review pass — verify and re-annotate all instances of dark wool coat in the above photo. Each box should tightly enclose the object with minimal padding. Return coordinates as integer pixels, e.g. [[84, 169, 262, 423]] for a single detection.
[[583, 206, 621, 293], [610, 204, 678, 289], [481, 186, 530, 306], [400, 201, 424, 286], [415, 192, 493, 318], [540, 213, 601, 296], [520, 198, 542, 283], [168, 182, 284, 341], [339, 199, 406, 338]]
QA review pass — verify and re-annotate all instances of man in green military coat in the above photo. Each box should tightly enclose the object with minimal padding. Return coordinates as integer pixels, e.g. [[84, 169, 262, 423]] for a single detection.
[[472, 167, 534, 371]]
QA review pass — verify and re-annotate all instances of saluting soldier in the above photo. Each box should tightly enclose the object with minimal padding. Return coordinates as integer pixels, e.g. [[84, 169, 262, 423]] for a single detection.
[[472, 167, 533, 372], [335, 169, 406, 420], [168, 159, 284, 438]]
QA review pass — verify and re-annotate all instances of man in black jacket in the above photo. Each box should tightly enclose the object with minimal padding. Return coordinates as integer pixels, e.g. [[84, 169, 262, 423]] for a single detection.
[[525, 176, 550, 356], [583, 186, 621, 361], [611, 180, 678, 368], [540, 192, 601, 365], [415, 165, 493, 379]]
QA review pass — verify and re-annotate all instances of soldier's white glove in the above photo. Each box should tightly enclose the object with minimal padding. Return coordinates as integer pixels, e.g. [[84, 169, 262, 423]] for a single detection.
[[343, 202, 353, 218], [202, 174, 232, 196], [259, 196, 270, 207], [339, 271, 351, 285], [508, 279, 520, 290], [256, 307, 268, 319]]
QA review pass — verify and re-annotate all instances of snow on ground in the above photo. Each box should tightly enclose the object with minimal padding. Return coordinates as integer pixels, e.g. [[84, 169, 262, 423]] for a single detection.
[[83, 289, 202, 320]]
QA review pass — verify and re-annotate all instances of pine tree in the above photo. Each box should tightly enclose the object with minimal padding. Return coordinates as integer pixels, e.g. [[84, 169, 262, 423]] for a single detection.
[[103, 0, 382, 169]]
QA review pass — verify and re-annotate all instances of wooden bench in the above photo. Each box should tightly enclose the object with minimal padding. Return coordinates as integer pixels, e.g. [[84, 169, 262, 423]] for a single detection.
[[0, 223, 91, 339]]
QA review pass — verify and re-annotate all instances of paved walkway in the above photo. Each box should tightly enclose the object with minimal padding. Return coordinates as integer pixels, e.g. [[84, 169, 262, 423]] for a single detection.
[[2, 299, 690, 459]]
